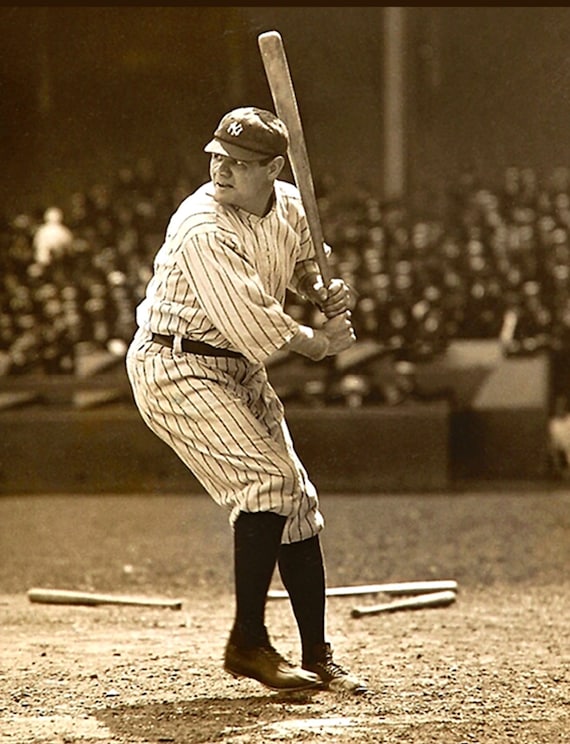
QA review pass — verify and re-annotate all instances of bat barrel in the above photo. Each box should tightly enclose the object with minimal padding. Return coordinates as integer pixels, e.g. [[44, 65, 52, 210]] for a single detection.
[[258, 30, 332, 284]]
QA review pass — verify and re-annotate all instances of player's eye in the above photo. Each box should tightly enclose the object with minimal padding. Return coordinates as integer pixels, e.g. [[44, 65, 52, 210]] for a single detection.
[[211, 154, 247, 169]]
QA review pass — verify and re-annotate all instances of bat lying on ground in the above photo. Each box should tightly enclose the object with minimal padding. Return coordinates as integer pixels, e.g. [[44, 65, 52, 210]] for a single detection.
[[27, 587, 183, 610], [351, 590, 457, 618], [267, 579, 458, 600]]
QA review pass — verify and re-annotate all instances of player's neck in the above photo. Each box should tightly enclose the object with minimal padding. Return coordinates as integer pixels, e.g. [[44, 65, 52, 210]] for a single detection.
[[237, 188, 276, 218]]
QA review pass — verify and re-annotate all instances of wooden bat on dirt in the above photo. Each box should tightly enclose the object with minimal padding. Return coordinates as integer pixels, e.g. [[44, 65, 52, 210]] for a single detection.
[[258, 30, 332, 285], [267, 579, 458, 600], [27, 587, 183, 610], [351, 590, 457, 618]]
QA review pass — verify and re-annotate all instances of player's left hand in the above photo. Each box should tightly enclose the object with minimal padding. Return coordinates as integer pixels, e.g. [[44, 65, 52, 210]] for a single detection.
[[321, 278, 356, 319], [304, 275, 329, 306]]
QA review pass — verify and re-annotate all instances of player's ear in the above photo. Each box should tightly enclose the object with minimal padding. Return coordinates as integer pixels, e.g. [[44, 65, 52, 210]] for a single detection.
[[268, 155, 285, 179]]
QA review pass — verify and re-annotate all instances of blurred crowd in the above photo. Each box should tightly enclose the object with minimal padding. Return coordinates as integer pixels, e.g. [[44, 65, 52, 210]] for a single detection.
[[0, 158, 193, 375], [3, 159, 570, 408], [315, 164, 570, 361]]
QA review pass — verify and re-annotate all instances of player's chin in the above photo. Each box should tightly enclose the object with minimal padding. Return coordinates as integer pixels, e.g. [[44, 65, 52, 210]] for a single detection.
[[213, 184, 234, 203]]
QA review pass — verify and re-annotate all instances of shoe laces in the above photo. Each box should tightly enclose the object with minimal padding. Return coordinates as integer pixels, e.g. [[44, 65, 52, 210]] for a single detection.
[[260, 644, 294, 668], [321, 658, 349, 678], [313, 648, 349, 678]]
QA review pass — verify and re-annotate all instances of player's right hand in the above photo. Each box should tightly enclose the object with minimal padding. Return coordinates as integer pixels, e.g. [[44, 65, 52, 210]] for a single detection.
[[321, 278, 355, 319], [322, 311, 356, 355]]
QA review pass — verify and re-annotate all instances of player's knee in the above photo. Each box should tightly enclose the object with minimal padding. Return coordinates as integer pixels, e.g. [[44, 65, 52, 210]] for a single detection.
[[242, 464, 299, 515]]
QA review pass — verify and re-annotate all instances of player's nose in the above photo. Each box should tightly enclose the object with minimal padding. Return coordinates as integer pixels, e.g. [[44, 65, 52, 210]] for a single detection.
[[213, 157, 232, 177]]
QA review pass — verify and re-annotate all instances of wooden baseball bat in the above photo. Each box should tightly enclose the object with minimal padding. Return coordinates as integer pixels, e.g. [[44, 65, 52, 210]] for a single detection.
[[351, 590, 457, 618], [267, 579, 458, 600], [258, 30, 332, 285], [27, 587, 183, 610]]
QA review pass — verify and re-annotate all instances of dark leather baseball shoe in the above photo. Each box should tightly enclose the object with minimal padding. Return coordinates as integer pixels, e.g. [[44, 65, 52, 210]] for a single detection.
[[224, 641, 321, 691], [303, 643, 368, 694]]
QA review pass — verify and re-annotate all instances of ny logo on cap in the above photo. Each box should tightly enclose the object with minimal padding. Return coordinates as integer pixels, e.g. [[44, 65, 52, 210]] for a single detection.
[[227, 122, 244, 137]]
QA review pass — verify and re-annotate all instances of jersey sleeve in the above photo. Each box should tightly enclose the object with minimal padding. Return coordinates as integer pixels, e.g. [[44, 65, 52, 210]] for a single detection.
[[177, 229, 299, 363]]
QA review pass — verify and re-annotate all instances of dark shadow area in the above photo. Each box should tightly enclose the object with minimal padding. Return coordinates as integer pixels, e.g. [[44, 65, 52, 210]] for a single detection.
[[95, 692, 317, 743]]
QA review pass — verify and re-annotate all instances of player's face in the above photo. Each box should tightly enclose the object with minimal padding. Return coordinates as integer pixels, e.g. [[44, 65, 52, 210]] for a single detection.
[[209, 154, 282, 216]]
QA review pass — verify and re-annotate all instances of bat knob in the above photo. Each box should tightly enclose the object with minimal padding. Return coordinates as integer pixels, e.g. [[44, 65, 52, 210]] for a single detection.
[[258, 30, 283, 45]]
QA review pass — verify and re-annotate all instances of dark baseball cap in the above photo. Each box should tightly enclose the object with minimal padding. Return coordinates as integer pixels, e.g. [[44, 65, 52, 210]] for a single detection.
[[204, 107, 289, 162]]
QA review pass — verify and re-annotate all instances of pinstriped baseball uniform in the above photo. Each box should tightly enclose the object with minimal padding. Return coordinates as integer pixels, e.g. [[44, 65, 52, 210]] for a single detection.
[[126, 178, 325, 544]]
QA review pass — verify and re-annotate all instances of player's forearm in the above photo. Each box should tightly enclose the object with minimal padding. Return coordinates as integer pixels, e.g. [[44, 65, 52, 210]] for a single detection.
[[291, 259, 323, 300], [283, 324, 329, 361]]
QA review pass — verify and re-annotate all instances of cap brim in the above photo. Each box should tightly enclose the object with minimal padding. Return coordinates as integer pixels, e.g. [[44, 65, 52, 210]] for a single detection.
[[204, 138, 274, 162]]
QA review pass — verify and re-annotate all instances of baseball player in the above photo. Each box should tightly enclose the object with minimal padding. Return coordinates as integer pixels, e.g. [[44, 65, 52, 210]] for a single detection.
[[126, 107, 366, 694]]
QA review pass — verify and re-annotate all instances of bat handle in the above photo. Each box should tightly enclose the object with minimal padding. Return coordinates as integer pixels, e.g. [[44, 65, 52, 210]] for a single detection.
[[321, 281, 358, 323]]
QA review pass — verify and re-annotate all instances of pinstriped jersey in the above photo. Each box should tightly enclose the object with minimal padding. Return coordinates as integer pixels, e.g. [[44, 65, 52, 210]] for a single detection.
[[135, 179, 319, 364]]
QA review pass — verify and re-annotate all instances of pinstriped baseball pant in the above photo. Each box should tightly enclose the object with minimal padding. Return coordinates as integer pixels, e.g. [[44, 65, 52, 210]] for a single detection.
[[126, 331, 324, 544]]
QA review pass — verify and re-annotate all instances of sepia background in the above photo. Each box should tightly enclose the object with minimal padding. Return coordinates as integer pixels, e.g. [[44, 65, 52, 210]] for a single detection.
[[1, 8, 569, 743], [3, 7, 570, 212]]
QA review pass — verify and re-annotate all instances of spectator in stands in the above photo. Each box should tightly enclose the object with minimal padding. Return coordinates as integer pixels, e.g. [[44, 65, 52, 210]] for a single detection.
[[32, 207, 74, 267]]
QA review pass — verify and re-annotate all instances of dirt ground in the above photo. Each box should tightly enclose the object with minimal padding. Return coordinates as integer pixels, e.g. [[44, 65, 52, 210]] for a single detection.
[[1, 489, 569, 743]]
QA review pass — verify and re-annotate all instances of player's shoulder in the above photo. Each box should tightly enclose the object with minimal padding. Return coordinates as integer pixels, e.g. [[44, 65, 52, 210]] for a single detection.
[[273, 179, 307, 224], [166, 183, 242, 252], [173, 183, 217, 221], [166, 183, 220, 237], [274, 179, 302, 204]]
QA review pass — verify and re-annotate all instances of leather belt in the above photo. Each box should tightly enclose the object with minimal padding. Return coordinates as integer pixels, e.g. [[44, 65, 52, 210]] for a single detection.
[[151, 333, 244, 359]]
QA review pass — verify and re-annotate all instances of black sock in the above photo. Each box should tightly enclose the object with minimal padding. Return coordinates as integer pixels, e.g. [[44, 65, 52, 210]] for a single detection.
[[230, 510, 287, 648], [277, 535, 326, 663]]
